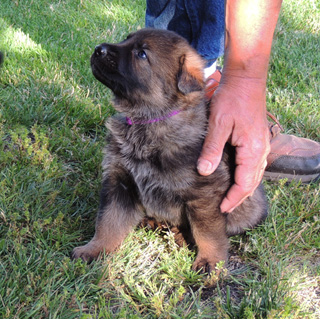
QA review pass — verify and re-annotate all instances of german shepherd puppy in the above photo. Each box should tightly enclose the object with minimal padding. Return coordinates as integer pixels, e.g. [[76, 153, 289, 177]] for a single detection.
[[72, 29, 268, 273]]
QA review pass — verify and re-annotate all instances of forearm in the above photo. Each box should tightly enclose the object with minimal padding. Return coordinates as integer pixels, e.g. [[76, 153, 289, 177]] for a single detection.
[[224, 0, 282, 80]]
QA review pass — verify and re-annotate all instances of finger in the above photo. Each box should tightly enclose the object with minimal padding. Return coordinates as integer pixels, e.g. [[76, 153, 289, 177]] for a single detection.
[[220, 183, 249, 213], [197, 113, 234, 176], [220, 158, 267, 213]]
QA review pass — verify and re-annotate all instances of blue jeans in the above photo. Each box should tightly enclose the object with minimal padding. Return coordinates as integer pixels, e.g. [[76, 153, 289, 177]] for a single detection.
[[145, 0, 225, 67]]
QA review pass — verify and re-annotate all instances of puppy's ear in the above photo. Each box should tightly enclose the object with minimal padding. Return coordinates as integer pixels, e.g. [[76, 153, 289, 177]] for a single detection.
[[177, 54, 204, 94]]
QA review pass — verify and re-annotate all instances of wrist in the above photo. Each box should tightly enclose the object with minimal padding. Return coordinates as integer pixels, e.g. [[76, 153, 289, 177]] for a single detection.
[[219, 70, 267, 101], [222, 50, 270, 81]]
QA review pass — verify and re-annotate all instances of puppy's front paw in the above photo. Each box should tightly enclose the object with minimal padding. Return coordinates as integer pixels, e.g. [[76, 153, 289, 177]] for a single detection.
[[71, 241, 102, 262], [192, 257, 215, 274], [192, 254, 227, 274]]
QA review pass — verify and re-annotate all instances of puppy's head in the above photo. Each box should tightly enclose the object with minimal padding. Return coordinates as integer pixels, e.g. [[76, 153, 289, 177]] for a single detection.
[[91, 29, 205, 112]]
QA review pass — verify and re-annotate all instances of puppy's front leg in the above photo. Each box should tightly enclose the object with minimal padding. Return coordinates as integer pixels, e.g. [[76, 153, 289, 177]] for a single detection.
[[72, 168, 143, 262], [186, 200, 229, 274]]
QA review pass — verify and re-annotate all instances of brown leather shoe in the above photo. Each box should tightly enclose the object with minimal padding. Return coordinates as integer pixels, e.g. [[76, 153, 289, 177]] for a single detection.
[[264, 120, 320, 182], [205, 70, 320, 183]]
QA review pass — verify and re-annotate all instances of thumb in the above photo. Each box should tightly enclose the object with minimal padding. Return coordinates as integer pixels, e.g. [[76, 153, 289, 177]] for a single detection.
[[197, 115, 233, 176]]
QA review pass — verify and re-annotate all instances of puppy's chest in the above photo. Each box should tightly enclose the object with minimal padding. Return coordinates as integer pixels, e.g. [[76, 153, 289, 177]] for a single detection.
[[119, 130, 198, 202], [122, 138, 194, 192], [108, 118, 204, 209]]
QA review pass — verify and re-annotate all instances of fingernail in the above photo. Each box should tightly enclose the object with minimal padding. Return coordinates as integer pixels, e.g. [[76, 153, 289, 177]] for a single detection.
[[220, 202, 236, 213], [205, 79, 215, 87], [197, 159, 213, 175], [221, 206, 235, 213]]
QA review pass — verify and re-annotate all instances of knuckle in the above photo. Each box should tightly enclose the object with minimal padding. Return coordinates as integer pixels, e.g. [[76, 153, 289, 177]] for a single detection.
[[204, 141, 222, 155], [251, 140, 266, 154], [242, 185, 254, 196], [213, 113, 234, 128], [240, 179, 257, 195]]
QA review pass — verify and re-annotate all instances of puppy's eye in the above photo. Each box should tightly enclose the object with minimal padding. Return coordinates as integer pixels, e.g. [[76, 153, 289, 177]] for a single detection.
[[137, 50, 147, 59]]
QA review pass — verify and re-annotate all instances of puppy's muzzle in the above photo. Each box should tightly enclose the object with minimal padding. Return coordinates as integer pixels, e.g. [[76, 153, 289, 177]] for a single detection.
[[94, 44, 108, 58], [92, 43, 118, 74], [94, 44, 119, 59]]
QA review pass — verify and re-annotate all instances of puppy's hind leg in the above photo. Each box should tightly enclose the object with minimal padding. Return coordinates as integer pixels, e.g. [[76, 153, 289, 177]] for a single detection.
[[226, 184, 268, 236], [72, 170, 143, 262]]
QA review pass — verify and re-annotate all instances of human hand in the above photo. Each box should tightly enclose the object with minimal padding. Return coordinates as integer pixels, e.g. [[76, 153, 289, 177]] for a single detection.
[[197, 74, 270, 212]]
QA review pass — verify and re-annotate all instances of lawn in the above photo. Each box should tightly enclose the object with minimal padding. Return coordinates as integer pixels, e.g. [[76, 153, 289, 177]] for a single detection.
[[0, 0, 319, 318]]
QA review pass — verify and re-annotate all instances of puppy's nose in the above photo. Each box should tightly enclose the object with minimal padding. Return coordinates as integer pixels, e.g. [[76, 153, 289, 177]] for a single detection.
[[94, 44, 108, 57]]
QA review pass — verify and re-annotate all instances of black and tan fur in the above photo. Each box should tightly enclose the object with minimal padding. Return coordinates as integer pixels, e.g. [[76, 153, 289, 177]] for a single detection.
[[72, 29, 268, 273]]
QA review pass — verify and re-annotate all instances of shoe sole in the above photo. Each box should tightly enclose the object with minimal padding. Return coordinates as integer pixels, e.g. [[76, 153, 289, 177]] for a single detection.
[[263, 171, 320, 183]]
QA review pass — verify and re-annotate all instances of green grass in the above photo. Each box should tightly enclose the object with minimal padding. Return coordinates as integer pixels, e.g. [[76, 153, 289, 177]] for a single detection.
[[0, 0, 319, 318]]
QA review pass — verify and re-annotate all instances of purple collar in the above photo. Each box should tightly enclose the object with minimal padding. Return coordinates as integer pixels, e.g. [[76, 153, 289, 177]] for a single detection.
[[126, 110, 181, 125]]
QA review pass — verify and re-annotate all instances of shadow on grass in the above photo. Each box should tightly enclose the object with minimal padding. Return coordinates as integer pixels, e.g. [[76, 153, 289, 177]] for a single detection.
[[0, 0, 145, 127]]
